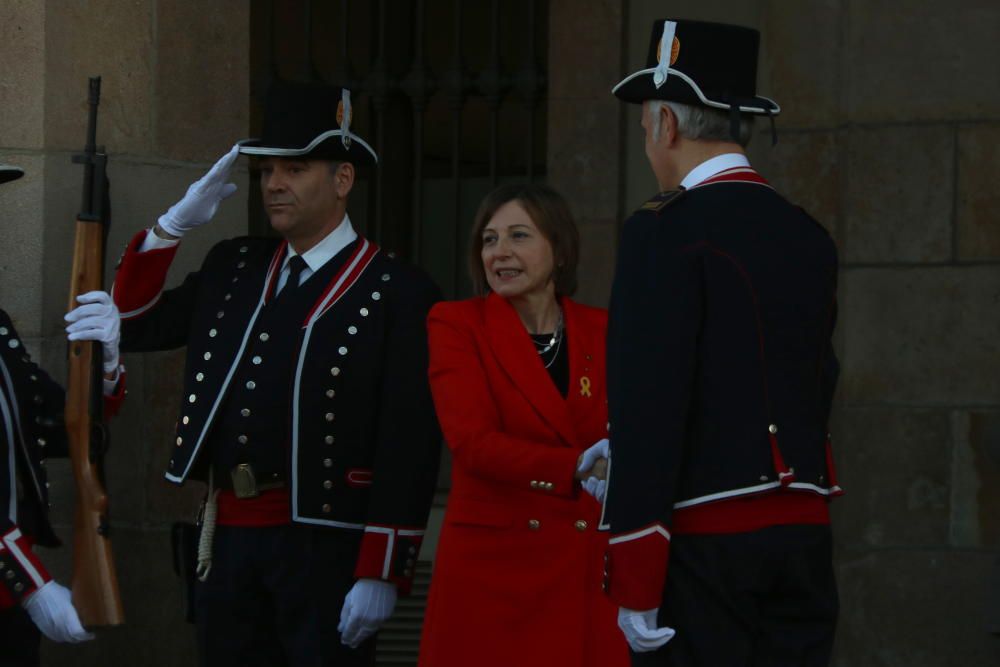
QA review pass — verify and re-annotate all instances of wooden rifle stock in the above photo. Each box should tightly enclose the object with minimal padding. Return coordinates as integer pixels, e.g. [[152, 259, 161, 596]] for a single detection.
[[65, 76, 124, 626]]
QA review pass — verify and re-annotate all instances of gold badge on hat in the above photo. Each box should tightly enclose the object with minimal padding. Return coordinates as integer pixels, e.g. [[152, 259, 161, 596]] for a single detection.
[[336, 101, 352, 126], [657, 36, 681, 65]]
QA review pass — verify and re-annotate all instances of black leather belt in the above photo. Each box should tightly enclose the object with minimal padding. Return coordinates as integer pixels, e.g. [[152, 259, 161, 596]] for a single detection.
[[222, 464, 286, 499]]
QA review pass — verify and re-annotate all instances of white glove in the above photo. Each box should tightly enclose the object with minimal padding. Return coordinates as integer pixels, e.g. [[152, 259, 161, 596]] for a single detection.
[[618, 607, 675, 653], [337, 578, 397, 649], [157, 144, 240, 237], [22, 581, 94, 643], [65, 291, 120, 374], [582, 476, 607, 503], [578, 438, 609, 476]]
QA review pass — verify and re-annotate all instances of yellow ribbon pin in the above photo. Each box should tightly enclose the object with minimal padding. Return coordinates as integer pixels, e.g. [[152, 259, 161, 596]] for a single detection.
[[579, 376, 592, 397]]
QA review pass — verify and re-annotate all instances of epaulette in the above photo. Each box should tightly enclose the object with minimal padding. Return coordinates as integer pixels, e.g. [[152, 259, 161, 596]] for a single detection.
[[637, 189, 684, 215]]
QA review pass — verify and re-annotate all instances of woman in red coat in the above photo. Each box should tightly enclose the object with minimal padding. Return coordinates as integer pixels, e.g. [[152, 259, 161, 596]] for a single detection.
[[418, 184, 628, 666]]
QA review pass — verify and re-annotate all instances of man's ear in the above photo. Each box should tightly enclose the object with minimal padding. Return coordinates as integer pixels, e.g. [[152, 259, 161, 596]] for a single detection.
[[335, 162, 355, 199], [661, 104, 679, 147]]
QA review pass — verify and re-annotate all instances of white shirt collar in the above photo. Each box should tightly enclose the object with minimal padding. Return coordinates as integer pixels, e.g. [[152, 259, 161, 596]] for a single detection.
[[680, 153, 751, 190], [282, 213, 358, 274]]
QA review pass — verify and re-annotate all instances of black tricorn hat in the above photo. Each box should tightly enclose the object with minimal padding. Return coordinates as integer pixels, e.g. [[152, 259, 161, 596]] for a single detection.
[[0, 164, 24, 185], [239, 81, 378, 165], [613, 19, 779, 116]]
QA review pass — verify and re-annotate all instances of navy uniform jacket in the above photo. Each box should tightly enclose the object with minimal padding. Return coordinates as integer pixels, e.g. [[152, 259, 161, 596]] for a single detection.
[[602, 172, 840, 610], [112, 228, 441, 591], [0, 310, 67, 607]]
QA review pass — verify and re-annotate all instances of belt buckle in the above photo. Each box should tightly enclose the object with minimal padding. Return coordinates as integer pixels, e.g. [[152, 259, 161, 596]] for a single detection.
[[231, 463, 259, 499]]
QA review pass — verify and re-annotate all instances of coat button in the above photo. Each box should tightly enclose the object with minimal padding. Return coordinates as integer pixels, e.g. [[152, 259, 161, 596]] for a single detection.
[[528, 519, 540, 531], [338, 347, 348, 356], [324, 435, 334, 444], [5, 570, 15, 579], [196, 373, 205, 382], [14, 582, 23, 592], [326, 389, 335, 398], [768, 424, 778, 434], [322, 504, 332, 513], [182, 416, 190, 425], [323, 458, 333, 468], [530, 480, 539, 489], [224, 293, 232, 301], [760, 475, 769, 482], [238, 435, 248, 444], [237, 261, 246, 269], [252, 356, 262, 365], [372, 292, 381, 301], [188, 394, 197, 403], [382, 274, 391, 282], [203, 352, 212, 361], [241, 408, 251, 417], [348, 326, 357, 335], [325, 413, 335, 422], [209, 329, 217, 337], [239, 246, 248, 254], [176, 437, 183, 446], [360, 308, 369, 317], [216, 311, 225, 319], [323, 480, 333, 490], [246, 381, 256, 390], [259, 333, 269, 342], [37, 438, 46, 447], [0, 327, 6, 335], [330, 367, 340, 376], [544, 482, 554, 491], [8, 339, 20, 349], [574, 520, 588, 532]]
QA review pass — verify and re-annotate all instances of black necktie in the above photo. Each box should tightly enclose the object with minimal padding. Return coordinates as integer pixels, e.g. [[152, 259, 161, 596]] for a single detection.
[[279, 255, 308, 300]]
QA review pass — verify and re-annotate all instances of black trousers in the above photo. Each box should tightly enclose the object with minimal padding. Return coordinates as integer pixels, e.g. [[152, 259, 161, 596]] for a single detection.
[[0, 606, 40, 667], [632, 524, 838, 667], [195, 523, 376, 667]]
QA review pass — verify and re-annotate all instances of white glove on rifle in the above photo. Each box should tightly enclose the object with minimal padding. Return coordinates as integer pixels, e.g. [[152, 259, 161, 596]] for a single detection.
[[338, 578, 397, 649], [157, 144, 240, 237], [618, 607, 675, 653], [65, 290, 120, 375], [22, 581, 94, 643]]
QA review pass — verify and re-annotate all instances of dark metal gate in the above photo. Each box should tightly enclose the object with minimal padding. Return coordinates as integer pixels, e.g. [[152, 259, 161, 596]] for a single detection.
[[249, 2, 548, 663], [250, 0, 548, 299]]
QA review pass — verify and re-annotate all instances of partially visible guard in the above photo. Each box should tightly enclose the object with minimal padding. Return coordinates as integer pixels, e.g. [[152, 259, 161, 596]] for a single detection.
[[1, 162, 126, 666]]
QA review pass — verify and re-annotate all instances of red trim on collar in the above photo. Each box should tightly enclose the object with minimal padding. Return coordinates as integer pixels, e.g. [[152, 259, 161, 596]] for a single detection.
[[690, 167, 771, 189]]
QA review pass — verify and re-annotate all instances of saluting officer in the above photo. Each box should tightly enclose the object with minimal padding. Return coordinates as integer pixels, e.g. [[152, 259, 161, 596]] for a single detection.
[[1, 164, 126, 666], [601, 20, 842, 666], [110, 83, 441, 666]]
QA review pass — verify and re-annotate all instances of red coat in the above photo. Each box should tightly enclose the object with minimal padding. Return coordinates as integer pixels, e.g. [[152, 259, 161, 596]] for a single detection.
[[418, 293, 629, 667]]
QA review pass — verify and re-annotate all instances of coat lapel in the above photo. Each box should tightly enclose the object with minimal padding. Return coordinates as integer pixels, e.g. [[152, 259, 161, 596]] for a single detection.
[[483, 293, 576, 447]]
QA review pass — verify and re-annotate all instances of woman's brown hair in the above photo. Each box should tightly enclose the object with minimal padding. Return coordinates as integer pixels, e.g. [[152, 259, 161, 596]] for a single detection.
[[467, 183, 580, 297]]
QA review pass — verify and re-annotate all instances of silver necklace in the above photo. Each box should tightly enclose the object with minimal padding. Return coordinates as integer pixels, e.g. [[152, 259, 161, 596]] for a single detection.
[[531, 308, 564, 366]]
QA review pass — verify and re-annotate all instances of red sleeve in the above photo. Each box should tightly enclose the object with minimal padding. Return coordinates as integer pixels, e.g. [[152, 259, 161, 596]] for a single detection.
[[353, 525, 424, 595], [427, 304, 579, 498], [111, 230, 180, 320], [0, 526, 52, 609]]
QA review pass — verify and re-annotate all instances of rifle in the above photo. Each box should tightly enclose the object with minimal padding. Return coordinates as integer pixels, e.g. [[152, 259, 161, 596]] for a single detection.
[[65, 76, 124, 626]]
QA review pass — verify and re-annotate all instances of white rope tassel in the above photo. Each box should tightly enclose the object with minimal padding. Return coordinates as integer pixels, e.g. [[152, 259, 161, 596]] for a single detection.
[[340, 89, 353, 150], [196, 478, 218, 582], [653, 20, 677, 89]]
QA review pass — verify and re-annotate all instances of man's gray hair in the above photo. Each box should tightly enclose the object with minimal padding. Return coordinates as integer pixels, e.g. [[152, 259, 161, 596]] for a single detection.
[[649, 100, 754, 147]]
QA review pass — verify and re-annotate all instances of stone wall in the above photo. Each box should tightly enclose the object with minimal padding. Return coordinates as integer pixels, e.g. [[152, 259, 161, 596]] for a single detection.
[[1, 1, 250, 665], [548, 0, 1000, 665]]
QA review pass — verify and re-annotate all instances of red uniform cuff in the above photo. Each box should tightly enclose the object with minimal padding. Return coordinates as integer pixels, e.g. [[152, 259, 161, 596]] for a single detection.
[[605, 522, 671, 611], [0, 528, 52, 608], [353, 525, 424, 596], [112, 230, 179, 319], [104, 370, 126, 419]]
